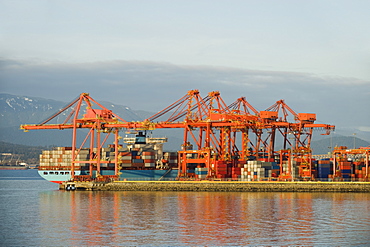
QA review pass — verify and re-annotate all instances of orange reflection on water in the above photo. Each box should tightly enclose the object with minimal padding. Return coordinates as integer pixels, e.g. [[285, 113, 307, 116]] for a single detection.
[[176, 192, 316, 245], [69, 191, 123, 246], [39, 191, 370, 246], [176, 192, 247, 245]]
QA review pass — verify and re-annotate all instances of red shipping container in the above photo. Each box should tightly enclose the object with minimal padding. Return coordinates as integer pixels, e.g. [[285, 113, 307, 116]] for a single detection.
[[339, 165, 351, 170], [120, 152, 131, 156], [120, 160, 132, 164], [144, 159, 155, 163], [232, 168, 242, 175]]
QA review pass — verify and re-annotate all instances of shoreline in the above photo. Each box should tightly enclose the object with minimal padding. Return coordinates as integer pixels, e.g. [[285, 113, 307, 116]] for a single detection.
[[60, 181, 370, 192], [0, 166, 29, 170]]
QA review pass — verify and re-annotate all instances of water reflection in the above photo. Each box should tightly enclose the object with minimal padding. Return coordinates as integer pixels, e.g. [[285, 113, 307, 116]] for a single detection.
[[38, 191, 370, 246]]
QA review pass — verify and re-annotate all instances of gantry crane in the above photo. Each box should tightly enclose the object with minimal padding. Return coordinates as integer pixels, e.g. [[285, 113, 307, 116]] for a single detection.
[[257, 99, 335, 180], [21, 93, 130, 181], [332, 146, 370, 180]]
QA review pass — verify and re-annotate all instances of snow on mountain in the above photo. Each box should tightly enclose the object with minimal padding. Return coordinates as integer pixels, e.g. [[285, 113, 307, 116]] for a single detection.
[[0, 93, 62, 113]]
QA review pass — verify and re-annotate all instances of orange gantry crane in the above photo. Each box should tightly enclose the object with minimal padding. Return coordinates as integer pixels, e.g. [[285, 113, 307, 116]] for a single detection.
[[21, 90, 335, 181], [331, 146, 370, 180], [21, 93, 130, 181], [260, 99, 335, 180]]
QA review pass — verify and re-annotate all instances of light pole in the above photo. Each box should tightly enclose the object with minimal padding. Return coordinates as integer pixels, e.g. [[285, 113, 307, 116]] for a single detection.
[[328, 133, 333, 155], [353, 133, 356, 149]]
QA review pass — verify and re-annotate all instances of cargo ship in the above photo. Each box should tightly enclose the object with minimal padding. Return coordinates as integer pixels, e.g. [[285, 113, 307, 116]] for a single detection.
[[38, 132, 179, 183]]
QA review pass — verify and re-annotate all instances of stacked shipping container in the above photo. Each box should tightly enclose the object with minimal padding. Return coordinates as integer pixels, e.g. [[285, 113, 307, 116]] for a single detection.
[[39, 147, 89, 170], [338, 161, 352, 179], [39, 145, 178, 171], [317, 159, 331, 179], [240, 160, 279, 181]]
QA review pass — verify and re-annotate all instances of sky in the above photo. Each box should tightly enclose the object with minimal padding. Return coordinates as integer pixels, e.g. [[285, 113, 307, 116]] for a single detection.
[[1, 0, 370, 137]]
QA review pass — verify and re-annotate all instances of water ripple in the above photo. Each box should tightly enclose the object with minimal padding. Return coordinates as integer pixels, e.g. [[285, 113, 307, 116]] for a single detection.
[[1, 181, 370, 246]]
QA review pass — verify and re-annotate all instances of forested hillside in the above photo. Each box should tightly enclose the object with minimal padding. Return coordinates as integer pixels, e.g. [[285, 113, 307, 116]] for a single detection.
[[0, 141, 46, 165]]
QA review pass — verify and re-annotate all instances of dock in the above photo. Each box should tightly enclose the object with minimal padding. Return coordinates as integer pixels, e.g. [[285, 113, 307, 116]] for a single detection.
[[60, 181, 370, 192]]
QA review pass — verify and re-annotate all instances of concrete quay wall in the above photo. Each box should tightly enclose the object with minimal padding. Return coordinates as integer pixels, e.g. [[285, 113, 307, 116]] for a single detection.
[[68, 181, 370, 192]]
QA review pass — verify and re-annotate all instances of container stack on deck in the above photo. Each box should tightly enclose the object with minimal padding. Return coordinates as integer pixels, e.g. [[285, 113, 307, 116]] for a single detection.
[[39, 147, 89, 170], [119, 151, 133, 168], [162, 152, 178, 168], [113, 147, 165, 169], [39, 145, 179, 172]]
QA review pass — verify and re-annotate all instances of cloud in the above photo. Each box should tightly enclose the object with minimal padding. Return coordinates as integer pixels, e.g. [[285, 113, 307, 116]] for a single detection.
[[0, 58, 369, 131]]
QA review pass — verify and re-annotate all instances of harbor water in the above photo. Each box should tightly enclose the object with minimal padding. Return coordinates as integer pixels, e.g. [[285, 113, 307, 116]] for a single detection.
[[1, 170, 370, 246]]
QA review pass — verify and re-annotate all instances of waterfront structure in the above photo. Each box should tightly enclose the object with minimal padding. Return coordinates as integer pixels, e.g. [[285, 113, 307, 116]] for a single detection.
[[22, 90, 368, 183]]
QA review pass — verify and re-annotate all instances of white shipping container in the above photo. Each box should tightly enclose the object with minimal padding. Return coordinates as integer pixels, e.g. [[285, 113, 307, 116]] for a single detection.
[[62, 154, 70, 159], [142, 155, 155, 159], [120, 156, 132, 160], [120, 164, 132, 168], [145, 163, 156, 168]]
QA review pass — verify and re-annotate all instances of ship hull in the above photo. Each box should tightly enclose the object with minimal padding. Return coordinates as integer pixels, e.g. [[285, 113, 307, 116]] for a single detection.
[[38, 170, 82, 183], [38, 169, 179, 183]]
